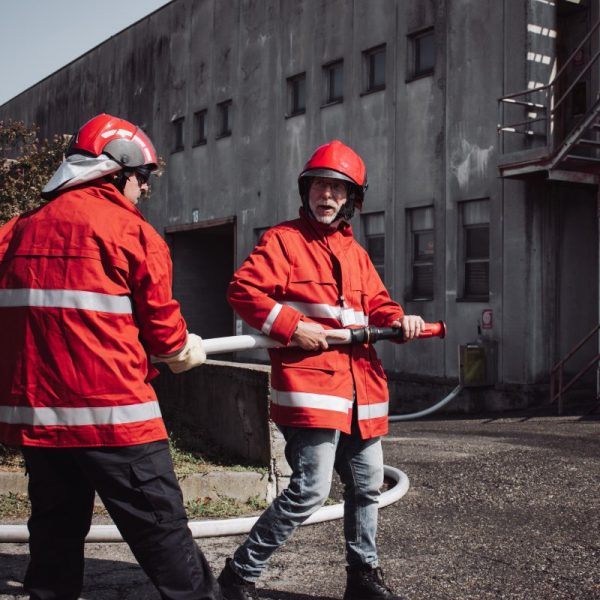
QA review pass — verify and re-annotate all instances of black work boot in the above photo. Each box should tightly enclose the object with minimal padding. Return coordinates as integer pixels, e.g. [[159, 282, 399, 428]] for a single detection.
[[217, 558, 259, 600], [343, 564, 405, 600]]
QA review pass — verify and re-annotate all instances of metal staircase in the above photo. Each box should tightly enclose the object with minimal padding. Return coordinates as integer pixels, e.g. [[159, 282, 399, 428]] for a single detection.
[[550, 324, 600, 415], [498, 16, 600, 182]]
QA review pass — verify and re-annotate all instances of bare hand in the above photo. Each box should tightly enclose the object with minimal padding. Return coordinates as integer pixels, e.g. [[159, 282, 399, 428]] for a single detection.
[[391, 315, 426, 341], [291, 321, 346, 351]]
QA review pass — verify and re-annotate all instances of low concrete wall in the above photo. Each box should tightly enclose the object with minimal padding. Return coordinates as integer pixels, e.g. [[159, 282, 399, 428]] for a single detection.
[[0, 361, 284, 505], [152, 359, 274, 466]]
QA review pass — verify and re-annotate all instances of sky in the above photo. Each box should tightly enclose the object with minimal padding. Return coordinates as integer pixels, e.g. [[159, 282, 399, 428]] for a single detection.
[[0, 0, 173, 106]]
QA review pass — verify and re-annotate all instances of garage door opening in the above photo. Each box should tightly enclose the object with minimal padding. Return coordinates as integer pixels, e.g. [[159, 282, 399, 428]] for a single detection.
[[167, 218, 236, 352]]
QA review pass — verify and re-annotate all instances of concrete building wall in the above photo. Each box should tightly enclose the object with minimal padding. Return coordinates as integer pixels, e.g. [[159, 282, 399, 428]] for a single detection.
[[1, 0, 598, 410]]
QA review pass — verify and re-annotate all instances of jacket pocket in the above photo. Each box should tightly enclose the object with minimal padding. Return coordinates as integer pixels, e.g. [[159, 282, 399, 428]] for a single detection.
[[277, 347, 341, 372], [290, 263, 337, 285]]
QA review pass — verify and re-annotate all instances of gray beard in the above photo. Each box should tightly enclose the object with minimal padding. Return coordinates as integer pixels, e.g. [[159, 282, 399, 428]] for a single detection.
[[312, 211, 340, 225]]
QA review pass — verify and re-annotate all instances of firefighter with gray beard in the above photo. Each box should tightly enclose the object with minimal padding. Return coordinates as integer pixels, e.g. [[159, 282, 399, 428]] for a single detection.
[[218, 140, 423, 600]]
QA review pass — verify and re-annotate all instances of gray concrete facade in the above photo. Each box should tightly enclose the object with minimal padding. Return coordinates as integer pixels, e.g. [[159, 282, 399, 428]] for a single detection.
[[1, 0, 598, 412]]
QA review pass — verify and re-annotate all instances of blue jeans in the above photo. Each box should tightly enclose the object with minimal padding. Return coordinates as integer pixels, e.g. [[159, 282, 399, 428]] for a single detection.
[[232, 419, 384, 582]]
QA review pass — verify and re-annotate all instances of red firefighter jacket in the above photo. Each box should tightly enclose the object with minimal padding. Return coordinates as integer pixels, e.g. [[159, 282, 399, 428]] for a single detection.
[[0, 182, 187, 447], [227, 209, 404, 439]]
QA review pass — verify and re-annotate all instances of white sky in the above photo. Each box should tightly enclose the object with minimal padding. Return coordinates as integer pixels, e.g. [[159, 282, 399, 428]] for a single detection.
[[0, 0, 172, 106]]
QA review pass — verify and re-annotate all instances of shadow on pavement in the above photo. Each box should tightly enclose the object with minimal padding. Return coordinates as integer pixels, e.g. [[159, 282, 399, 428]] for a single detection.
[[0, 553, 26, 597], [0, 554, 340, 600], [259, 593, 338, 600], [0, 552, 155, 599]]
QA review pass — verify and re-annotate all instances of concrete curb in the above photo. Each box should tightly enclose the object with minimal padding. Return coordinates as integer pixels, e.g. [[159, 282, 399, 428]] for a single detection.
[[178, 470, 274, 503], [0, 469, 273, 504]]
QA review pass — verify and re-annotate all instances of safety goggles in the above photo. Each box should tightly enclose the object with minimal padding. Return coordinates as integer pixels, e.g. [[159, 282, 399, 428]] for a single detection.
[[132, 167, 152, 186]]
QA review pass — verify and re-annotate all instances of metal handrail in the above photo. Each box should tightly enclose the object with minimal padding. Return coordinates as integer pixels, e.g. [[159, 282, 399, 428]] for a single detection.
[[550, 324, 600, 415], [498, 14, 600, 147], [499, 15, 600, 109]]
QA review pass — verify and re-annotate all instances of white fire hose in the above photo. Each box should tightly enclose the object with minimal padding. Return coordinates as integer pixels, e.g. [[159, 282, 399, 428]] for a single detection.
[[0, 323, 449, 543], [200, 322, 446, 355], [0, 466, 408, 543]]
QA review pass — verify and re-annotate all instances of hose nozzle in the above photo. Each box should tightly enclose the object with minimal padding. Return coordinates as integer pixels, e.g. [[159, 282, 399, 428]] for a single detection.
[[349, 321, 446, 344]]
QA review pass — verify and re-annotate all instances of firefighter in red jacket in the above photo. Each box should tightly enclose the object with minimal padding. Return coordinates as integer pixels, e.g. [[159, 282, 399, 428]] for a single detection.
[[0, 114, 220, 600], [218, 140, 424, 600]]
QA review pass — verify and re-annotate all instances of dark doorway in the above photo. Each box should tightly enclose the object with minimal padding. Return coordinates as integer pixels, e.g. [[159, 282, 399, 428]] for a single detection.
[[167, 218, 236, 347], [555, 0, 592, 143]]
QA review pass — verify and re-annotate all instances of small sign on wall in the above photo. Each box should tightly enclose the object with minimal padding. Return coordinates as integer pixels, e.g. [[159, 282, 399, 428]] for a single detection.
[[481, 308, 493, 330]]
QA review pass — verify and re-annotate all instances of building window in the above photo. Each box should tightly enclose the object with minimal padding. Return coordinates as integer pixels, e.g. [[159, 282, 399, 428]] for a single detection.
[[287, 72, 306, 116], [323, 60, 343, 104], [362, 212, 385, 282], [408, 206, 434, 300], [217, 100, 232, 138], [193, 109, 207, 146], [461, 199, 490, 301], [363, 45, 386, 93], [172, 117, 184, 152], [254, 226, 271, 245], [408, 28, 435, 80]]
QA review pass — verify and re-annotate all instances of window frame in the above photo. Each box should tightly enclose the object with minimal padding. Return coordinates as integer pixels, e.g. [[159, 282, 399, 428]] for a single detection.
[[216, 99, 232, 139], [407, 206, 435, 301], [458, 199, 490, 302], [362, 44, 386, 95], [322, 59, 344, 106], [254, 226, 271, 245], [287, 72, 307, 117], [407, 27, 435, 82], [171, 116, 185, 153], [193, 109, 208, 147], [361, 211, 386, 284]]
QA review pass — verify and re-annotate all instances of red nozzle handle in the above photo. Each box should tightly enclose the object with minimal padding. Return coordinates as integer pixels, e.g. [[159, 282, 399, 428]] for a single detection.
[[418, 320, 446, 339]]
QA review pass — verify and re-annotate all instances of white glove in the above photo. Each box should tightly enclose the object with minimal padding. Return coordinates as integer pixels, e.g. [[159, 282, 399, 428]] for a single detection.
[[159, 333, 206, 373]]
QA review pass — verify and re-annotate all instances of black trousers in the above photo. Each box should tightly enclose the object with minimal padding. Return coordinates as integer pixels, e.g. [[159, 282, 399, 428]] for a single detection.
[[21, 440, 221, 600]]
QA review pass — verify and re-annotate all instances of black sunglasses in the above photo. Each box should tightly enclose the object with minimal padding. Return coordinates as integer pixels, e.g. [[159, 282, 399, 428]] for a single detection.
[[131, 167, 152, 186]]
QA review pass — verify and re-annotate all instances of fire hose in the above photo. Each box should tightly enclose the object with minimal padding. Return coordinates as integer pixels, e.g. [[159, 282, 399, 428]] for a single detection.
[[201, 320, 447, 355], [0, 321, 454, 543], [198, 320, 462, 421], [0, 466, 408, 543]]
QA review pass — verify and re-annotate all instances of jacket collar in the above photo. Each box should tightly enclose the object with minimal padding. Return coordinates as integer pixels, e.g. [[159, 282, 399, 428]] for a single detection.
[[67, 180, 147, 220]]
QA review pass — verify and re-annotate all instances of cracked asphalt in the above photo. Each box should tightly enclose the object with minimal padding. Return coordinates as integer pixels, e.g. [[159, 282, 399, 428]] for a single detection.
[[0, 414, 598, 599]]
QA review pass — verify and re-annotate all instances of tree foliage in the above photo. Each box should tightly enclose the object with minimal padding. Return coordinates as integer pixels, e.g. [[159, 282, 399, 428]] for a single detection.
[[0, 120, 70, 226]]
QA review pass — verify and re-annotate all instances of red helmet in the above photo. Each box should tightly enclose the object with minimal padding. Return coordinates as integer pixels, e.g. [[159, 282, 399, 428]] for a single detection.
[[298, 140, 368, 207], [67, 113, 158, 170]]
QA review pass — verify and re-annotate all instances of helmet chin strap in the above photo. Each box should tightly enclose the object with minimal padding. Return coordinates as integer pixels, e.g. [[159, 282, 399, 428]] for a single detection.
[[337, 197, 355, 221]]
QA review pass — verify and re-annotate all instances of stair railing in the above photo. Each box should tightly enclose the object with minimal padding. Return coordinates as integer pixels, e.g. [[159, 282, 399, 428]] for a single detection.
[[498, 15, 600, 151], [549, 324, 600, 415]]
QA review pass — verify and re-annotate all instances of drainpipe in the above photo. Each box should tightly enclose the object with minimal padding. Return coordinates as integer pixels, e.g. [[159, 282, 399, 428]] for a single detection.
[[597, 183, 600, 402]]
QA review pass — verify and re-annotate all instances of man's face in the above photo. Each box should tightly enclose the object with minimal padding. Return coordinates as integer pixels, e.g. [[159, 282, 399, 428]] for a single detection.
[[308, 176, 348, 225], [122, 170, 150, 205]]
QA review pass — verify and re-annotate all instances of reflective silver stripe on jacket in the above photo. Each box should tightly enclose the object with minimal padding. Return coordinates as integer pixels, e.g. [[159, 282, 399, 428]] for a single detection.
[[0, 289, 132, 314], [283, 300, 368, 326], [0, 401, 161, 427], [271, 389, 353, 414], [357, 401, 389, 421], [262, 302, 283, 334]]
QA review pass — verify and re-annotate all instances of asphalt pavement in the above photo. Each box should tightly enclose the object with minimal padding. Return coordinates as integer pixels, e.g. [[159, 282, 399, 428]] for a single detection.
[[0, 414, 598, 600]]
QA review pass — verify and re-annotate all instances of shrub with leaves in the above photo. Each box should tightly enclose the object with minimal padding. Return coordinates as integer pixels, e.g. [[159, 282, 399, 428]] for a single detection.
[[0, 120, 70, 226]]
